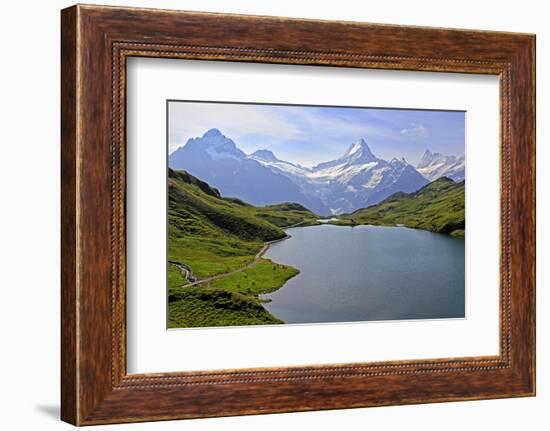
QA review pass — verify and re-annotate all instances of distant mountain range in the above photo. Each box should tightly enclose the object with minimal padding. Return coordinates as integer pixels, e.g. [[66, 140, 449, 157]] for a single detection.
[[169, 128, 464, 215]]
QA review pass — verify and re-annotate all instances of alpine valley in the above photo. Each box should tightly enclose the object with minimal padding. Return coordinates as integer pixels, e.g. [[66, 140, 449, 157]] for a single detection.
[[167, 128, 466, 328], [169, 128, 464, 215]]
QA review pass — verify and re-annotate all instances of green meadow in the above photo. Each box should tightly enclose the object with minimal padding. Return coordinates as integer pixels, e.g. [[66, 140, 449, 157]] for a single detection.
[[167, 170, 465, 328], [167, 169, 317, 328], [337, 177, 465, 237]]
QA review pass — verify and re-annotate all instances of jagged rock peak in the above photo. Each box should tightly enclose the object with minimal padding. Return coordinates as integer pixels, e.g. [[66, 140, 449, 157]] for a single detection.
[[250, 149, 279, 162], [202, 128, 223, 138]]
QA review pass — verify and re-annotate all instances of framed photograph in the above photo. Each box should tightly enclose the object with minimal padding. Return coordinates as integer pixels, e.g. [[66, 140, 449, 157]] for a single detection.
[[61, 4, 536, 425], [165, 101, 466, 329]]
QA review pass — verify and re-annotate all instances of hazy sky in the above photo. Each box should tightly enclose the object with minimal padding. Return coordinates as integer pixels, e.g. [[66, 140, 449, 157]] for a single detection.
[[168, 101, 465, 167]]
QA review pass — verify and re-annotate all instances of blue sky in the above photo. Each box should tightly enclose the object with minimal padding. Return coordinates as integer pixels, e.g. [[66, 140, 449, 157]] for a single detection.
[[169, 101, 465, 167]]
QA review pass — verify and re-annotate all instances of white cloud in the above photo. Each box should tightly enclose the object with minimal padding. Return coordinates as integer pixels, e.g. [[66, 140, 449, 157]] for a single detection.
[[168, 102, 396, 157], [168, 103, 301, 153], [400, 122, 428, 136]]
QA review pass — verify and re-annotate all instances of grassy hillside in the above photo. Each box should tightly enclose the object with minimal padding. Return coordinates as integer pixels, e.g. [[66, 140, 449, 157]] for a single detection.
[[339, 177, 465, 237], [167, 168, 318, 328], [168, 288, 284, 328], [254, 202, 320, 227]]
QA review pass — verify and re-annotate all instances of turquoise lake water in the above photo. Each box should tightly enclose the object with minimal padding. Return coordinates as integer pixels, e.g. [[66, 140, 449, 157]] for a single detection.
[[262, 224, 465, 323]]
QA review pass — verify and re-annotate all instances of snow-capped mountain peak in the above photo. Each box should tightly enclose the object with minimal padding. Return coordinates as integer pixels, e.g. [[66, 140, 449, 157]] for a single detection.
[[345, 138, 367, 155], [417, 149, 436, 169], [170, 129, 246, 165], [169, 129, 328, 213], [250, 149, 311, 177], [417, 149, 465, 181], [181, 128, 246, 161], [312, 138, 377, 173], [417, 149, 454, 168], [342, 138, 376, 164], [250, 149, 280, 163], [202, 128, 223, 138], [390, 157, 407, 165]]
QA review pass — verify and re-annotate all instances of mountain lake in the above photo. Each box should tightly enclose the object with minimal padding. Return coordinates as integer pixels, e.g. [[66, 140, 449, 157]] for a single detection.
[[261, 224, 465, 323]]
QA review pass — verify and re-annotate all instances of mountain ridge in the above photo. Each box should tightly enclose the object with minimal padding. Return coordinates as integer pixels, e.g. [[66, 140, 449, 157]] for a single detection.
[[169, 129, 329, 214], [169, 128, 463, 215]]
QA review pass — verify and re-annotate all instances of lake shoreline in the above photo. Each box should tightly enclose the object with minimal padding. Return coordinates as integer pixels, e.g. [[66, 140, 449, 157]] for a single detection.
[[257, 223, 465, 320], [297, 218, 465, 238], [169, 223, 464, 328], [261, 223, 465, 324]]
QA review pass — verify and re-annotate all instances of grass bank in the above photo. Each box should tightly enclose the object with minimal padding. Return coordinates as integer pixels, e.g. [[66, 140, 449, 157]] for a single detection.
[[335, 177, 465, 237], [167, 169, 316, 328]]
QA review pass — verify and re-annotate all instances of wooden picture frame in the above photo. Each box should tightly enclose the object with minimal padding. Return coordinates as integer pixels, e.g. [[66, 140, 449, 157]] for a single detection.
[[61, 4, 536, 425]]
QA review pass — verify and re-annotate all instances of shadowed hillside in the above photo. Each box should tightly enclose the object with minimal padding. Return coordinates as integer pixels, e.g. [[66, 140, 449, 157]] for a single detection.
[[167, 168, 319, 328]]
